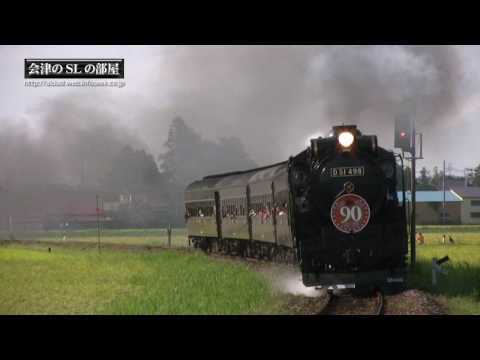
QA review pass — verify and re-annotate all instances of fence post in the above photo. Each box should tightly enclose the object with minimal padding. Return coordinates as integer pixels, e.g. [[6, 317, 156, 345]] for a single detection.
[[432, 256, 449, 287], [8, 216, 14, 241], [96, 195, 101, 254], [167, 224, 172, 248]]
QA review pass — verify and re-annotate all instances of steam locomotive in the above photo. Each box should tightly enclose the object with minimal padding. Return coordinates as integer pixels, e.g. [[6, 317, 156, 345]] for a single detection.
[[185, 125, 408, 293]]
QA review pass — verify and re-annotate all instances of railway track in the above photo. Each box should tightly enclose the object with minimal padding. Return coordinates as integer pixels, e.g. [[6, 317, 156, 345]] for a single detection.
[[319, 290, 385, 315], [374, 290, 385, 315]]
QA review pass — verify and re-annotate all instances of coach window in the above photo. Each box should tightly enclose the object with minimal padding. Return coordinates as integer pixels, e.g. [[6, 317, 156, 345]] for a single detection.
[[208, 204, 212, 216], [251, 195, 263, 216], [190, 205, 197, 217], [185, 205, 193, 219], [275, 191, 288, 216], [222, 200, 227, 217], [205, 204, 213, 217]]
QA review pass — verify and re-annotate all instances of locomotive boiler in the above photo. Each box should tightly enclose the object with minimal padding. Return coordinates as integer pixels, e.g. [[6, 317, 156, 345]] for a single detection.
[[184, 125, 408, 293]]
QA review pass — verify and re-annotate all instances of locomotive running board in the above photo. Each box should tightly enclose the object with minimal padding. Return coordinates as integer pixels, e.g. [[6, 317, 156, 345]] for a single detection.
[[315, 284, 356, 290], [303, 268, 407, 288]]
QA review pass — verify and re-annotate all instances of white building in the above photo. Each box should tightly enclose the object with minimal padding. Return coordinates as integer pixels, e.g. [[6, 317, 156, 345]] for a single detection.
[[450, 187, 480, 225]]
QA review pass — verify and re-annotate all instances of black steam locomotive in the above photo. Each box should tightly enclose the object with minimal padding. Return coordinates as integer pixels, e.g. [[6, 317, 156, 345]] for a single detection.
[[185, 125, 408, 292]]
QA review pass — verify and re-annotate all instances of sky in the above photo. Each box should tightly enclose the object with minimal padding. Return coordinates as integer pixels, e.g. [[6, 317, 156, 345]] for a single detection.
[[0, 45, 479, 179]]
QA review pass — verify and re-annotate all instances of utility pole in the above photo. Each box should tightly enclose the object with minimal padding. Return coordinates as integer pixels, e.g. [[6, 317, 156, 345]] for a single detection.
[[395, 114, 423, 267], [465, 168, 474, 187], [410, 120, 416, 266], [442, 160, 446, 225], [101, 197, 105, 234], [96, 195, 101, 254]]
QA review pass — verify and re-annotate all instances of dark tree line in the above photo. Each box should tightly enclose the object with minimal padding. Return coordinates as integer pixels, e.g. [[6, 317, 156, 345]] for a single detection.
[[416, 165, 470, 190], [158, 117, 257, 223], [473, 164, 480, 187], [102, 145, 166, 193], [395, 163, 480, 192], [398, 165, 480, 191], [159, 117, 256, 189], [100, 116, 256, 225]]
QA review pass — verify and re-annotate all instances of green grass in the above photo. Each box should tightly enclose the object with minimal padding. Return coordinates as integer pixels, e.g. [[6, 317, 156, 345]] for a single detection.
[[410, 225, 480, 315], [0, 244, 279, 315], [4, 225, 480, 314], [0, 228, 188, 248]]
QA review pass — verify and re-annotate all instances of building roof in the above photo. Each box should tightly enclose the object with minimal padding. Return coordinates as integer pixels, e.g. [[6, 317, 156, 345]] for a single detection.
[[450, 186, 480, 199], [397, 190, 462, 203]]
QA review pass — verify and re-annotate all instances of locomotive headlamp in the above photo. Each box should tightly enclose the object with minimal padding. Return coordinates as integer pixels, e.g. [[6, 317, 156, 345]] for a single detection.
[[338, 131, 355, 148]]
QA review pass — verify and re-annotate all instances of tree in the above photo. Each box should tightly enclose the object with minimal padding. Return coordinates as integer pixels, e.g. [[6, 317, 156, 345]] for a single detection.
[[103, 145, 165, 193], [101, 145, 169, 228], [431, 166, 443, 188], [159, 117, 205, 187], [158, 116, 257, 223], [473, 164, 480, 187], [159, 117, 256, 188], [419, 167, 429, 184], [417, 166, 436, 190]]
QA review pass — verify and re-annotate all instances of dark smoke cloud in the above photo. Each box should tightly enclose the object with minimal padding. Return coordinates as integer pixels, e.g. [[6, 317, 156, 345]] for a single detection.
[[0, 94, 143, 188], [137, 46, 323, 161], [143, 45, 464, 165], [0, 45, 468, 190], [316, 45, 461, 125]]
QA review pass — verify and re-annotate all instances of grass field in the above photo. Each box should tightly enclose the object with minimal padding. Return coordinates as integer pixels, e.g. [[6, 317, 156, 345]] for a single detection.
[[0, 228, 188, 248], [2, 225, 480, 314], [0, 244, 280, 315], [410, 225, 480, 315]]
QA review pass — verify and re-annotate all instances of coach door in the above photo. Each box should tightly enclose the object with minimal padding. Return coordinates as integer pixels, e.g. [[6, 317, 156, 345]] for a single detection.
[[274, 172, 293, 247], [249, 180, 276, 244], [271, 182, 278, 245], [219, 186, 249, 240]]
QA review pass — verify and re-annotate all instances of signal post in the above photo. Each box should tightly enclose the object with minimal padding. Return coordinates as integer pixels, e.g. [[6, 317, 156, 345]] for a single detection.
[[395, 115, 423, 266]]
